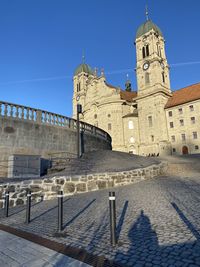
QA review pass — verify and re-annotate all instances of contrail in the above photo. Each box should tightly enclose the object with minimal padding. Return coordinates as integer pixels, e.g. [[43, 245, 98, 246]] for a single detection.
[[170, 61, 200, 67], [0, 60, 199, 85], [0, 75, 71, 85]]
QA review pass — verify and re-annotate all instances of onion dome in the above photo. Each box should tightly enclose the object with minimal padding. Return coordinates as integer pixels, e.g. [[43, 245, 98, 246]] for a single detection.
[[74, 63, 93, 76], [136, 20, 163, 39]]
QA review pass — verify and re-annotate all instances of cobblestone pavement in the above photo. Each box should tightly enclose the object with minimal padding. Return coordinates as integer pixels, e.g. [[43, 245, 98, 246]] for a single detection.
[[0, 175, 200, 266], [0, 230, 91, 267]]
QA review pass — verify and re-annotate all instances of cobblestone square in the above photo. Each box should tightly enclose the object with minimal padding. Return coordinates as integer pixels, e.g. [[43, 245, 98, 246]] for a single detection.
[[0, 175, 200, 266]]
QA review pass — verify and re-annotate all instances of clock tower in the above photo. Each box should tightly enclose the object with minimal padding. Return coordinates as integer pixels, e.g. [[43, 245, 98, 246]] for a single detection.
[[135, 14, 172, 156], [135, 18, 171, 97]]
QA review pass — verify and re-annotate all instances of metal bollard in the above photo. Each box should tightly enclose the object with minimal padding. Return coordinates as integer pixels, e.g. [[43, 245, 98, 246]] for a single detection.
[[57, 190, 63, 232], [4, 191, 9, 217], [26, 189, 32, 224], [109, 191, 117, 246]]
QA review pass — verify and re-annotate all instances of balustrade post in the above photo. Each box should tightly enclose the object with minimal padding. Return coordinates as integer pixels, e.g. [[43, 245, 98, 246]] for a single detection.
[[36, 110, 42, 123]]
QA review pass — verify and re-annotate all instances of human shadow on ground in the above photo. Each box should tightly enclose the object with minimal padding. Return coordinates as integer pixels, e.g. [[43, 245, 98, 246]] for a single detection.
[[114, 206, 200, 266], [63, 199, 96, 228]]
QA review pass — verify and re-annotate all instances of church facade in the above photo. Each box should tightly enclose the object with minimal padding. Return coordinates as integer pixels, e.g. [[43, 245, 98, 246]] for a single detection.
[[72, 19, 200, 156]]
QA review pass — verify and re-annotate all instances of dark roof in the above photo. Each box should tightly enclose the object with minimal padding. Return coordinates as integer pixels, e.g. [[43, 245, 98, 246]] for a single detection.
[[74, 63, 93, 76], [165, 82, 200, 109], [136, 20, 163, 39], [120, 90, 137, 102]]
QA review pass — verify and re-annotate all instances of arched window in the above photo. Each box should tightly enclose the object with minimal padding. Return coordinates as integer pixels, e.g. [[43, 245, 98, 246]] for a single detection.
[[142, 45, 149, 58], [162, 72, 165, 83], [142, 47, 145, 58], [145, 72, 150, 85], [77, 84, 79, 92], [128, 120, 134, 129], [146, 45, 149, 57]]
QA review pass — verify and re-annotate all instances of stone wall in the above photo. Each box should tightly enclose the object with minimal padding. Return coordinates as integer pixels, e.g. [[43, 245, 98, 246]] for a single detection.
[[0, 101, 111, 177], [0, 163, 165, 208]]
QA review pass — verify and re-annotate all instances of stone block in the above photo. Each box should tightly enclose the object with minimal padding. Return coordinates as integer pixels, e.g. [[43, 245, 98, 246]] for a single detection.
[[0, 201, 3, 208], [108, 180, 114, 188], [30, 185, 41, 192], [44, 179, 53, 183], [87, 180, 97, 191], [8, 185, 15, 192], [56, 179, 65, 185], [16, 198, 24, 206], [97, 180, 107, 189], [51, 185, 61, 192], [9, 199, 15, 207], [63, 182, 75, 194], [76, 183, 87, 192]]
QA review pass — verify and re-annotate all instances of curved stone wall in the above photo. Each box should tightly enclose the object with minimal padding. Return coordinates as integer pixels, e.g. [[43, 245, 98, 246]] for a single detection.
[[0, 101, 112, 177], [0, 163, 165, 208]]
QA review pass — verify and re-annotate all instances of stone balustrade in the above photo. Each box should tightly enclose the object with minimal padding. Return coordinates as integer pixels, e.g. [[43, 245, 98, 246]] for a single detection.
[[0, 100, 111, 142]]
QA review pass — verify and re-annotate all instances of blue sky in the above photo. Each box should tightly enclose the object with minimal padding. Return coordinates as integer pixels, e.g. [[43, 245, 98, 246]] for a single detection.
[[0, 0, 199, 117]]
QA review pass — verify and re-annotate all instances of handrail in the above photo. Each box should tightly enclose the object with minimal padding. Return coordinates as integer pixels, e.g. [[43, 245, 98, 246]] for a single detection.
[[0, 100, 111, 142]]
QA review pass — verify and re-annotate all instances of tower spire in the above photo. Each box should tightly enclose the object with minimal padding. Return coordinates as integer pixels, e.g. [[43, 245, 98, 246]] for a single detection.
[[145, 5, 149, 20], [82, 49, 85, 64]]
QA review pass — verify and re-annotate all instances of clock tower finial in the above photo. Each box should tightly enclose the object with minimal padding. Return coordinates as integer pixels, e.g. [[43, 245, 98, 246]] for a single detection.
[[145, 5, 149, 20]]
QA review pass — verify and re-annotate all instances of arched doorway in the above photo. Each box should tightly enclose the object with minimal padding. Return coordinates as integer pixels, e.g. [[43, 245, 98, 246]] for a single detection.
[[182, 146, 189, 155]]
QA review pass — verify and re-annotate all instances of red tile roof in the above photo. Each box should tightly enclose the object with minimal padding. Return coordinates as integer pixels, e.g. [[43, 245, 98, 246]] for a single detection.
[[120, 90, 137, 102], [165, 83, 200, 108]]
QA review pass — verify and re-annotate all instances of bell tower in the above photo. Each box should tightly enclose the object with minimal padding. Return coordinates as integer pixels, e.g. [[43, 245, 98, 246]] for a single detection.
[[135, 11, 171, 97], [135, 10, 172, 156], [72, 61, 94, 118]]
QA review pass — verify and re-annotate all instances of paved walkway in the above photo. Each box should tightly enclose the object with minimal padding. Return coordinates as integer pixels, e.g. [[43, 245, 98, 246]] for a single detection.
[[0, 230, 91, 267], [1, 175, 200, 266]]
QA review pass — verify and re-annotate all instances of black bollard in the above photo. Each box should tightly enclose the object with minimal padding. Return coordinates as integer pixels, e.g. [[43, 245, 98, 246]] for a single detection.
[[4, 191, 9, 217], [26, 189, 31, 224], [109, 191, 117, 246], [58, 190, 63, 232]]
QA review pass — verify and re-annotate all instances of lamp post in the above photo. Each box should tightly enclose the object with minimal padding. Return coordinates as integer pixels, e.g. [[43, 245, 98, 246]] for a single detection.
[[77, 104, 82, 158]]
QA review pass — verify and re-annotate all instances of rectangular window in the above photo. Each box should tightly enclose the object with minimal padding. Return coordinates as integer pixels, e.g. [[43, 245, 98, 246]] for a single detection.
[[195, 145, 199, 150], [181, 134, 186, 141], [178, 108, 183, 114], [180, 119, 184, 126], [193, 132, 198, 139], [168, 111, 172, 117], [191, 117, 195, 124], [148, 116, 153, 127], [189, 105, 194, 111], [108, 123, 112, 131], [170, 122, 174, 128], [171, 135, 175, 142], [172, 148, 176, 153]]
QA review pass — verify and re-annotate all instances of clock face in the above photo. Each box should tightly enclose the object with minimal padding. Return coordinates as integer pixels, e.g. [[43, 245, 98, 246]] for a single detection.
[[76, 95, 80, 101], [143, 62, 149, 70]]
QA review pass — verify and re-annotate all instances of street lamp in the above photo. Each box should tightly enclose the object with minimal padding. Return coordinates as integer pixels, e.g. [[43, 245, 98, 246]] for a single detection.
[[77, 104, 82, 158]]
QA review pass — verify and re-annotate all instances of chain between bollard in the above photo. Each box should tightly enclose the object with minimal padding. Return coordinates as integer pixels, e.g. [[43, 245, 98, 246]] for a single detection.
[[57, 190, 63, 232], [4, 191, 9, 217], [109, 191, 117, 246], [26, 189, 32, 224]]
